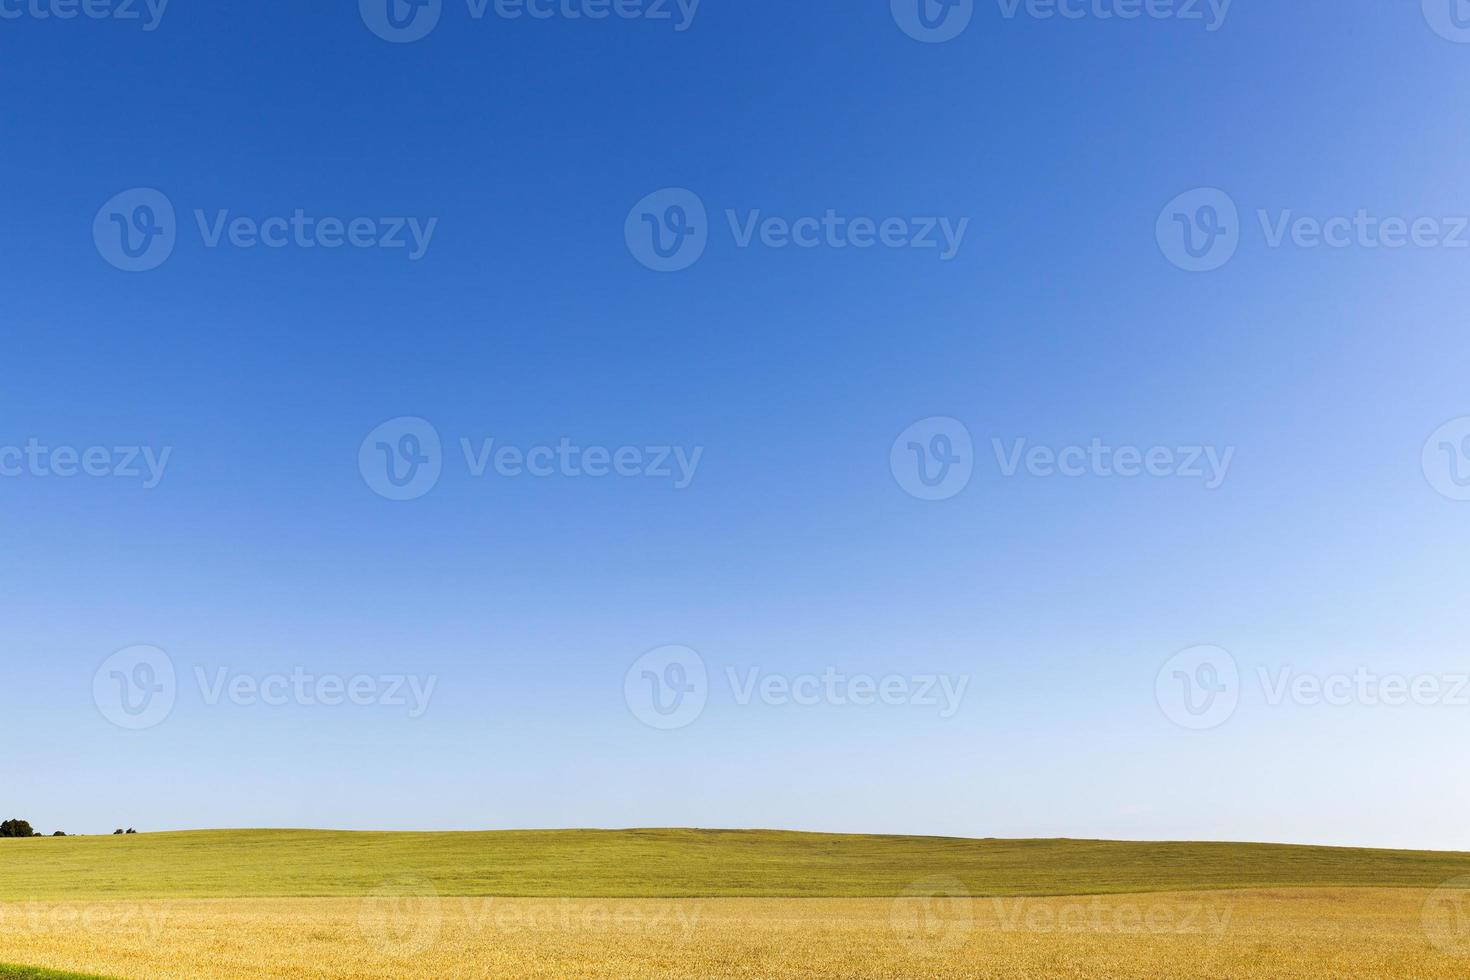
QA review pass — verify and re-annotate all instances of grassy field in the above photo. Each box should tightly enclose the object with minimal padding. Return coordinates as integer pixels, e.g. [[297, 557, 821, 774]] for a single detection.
[[0, 966, 115, 980], [3, 828, 1470, 899], [0, 890, 1466, 978], [3, 830, 1469, 977]]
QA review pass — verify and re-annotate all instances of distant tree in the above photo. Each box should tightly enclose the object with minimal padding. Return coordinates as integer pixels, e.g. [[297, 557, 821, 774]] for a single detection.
[[125, 828, 137, 834], [52, 831, 66, 837], [113, 829, 124, 835], [0, 819, 36, 838]]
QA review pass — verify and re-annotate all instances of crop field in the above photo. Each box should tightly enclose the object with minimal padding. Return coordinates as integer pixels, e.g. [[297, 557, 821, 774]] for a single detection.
[[2, 831, 1469, 978], [6, 828, 1470, 900]]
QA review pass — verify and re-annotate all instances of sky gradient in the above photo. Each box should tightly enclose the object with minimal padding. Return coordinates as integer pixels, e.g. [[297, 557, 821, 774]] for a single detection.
[[4, 0, 1470, 849]]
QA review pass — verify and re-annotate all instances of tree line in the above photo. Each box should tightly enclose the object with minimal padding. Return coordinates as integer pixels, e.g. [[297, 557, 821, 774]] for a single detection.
[[0, 819, 139, 837]]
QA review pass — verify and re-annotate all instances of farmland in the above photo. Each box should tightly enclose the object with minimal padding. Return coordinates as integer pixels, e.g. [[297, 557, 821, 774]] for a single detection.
[[4, 828, 1470, 900], [1, 831, 1468, 978]]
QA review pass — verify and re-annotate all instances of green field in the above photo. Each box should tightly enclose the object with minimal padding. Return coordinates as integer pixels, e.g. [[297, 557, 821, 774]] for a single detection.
[[2, 828, 1470, 900], [0, 966, 115, 980]]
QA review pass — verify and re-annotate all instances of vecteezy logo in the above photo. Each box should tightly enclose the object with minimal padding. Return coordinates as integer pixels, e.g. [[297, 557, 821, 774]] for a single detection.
[[889, 876, 974, 955], [624, 645, 708, 730], [1424, 877, 1470, 956], [93, 189, 176, 273], [1423, 417, 1470, 501], [891, 0, 974, 43], [1424, 0, 1470, 42], [359, 417, 443, 501], [358, 876, 443, 957], [1156, 188, 1239, 273], [360, 0, 442, 42], [1155, 645, 1239, 730], [93, 645, 177, 730], [625, 188, 708, 272], [890, 417, 974, 501]]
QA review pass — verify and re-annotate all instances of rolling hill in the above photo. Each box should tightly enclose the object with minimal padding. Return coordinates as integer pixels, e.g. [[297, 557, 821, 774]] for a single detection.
[[2, 828, 1469, 899]]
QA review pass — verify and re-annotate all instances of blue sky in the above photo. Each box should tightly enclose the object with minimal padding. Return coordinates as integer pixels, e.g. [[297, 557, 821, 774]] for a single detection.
[[4, 0, 1470, 849]]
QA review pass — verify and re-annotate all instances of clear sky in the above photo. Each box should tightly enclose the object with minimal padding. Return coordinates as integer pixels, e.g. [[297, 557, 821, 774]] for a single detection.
[[5, 0, 1470, 850]]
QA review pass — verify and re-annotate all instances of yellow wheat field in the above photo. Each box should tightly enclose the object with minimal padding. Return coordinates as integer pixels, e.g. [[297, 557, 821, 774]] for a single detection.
[[1, 887, 1468, 979]]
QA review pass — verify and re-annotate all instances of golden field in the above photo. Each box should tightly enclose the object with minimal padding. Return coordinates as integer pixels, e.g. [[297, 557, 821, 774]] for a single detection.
[[2, 887, 1469, 979], [5, 832, 1470, 977]]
